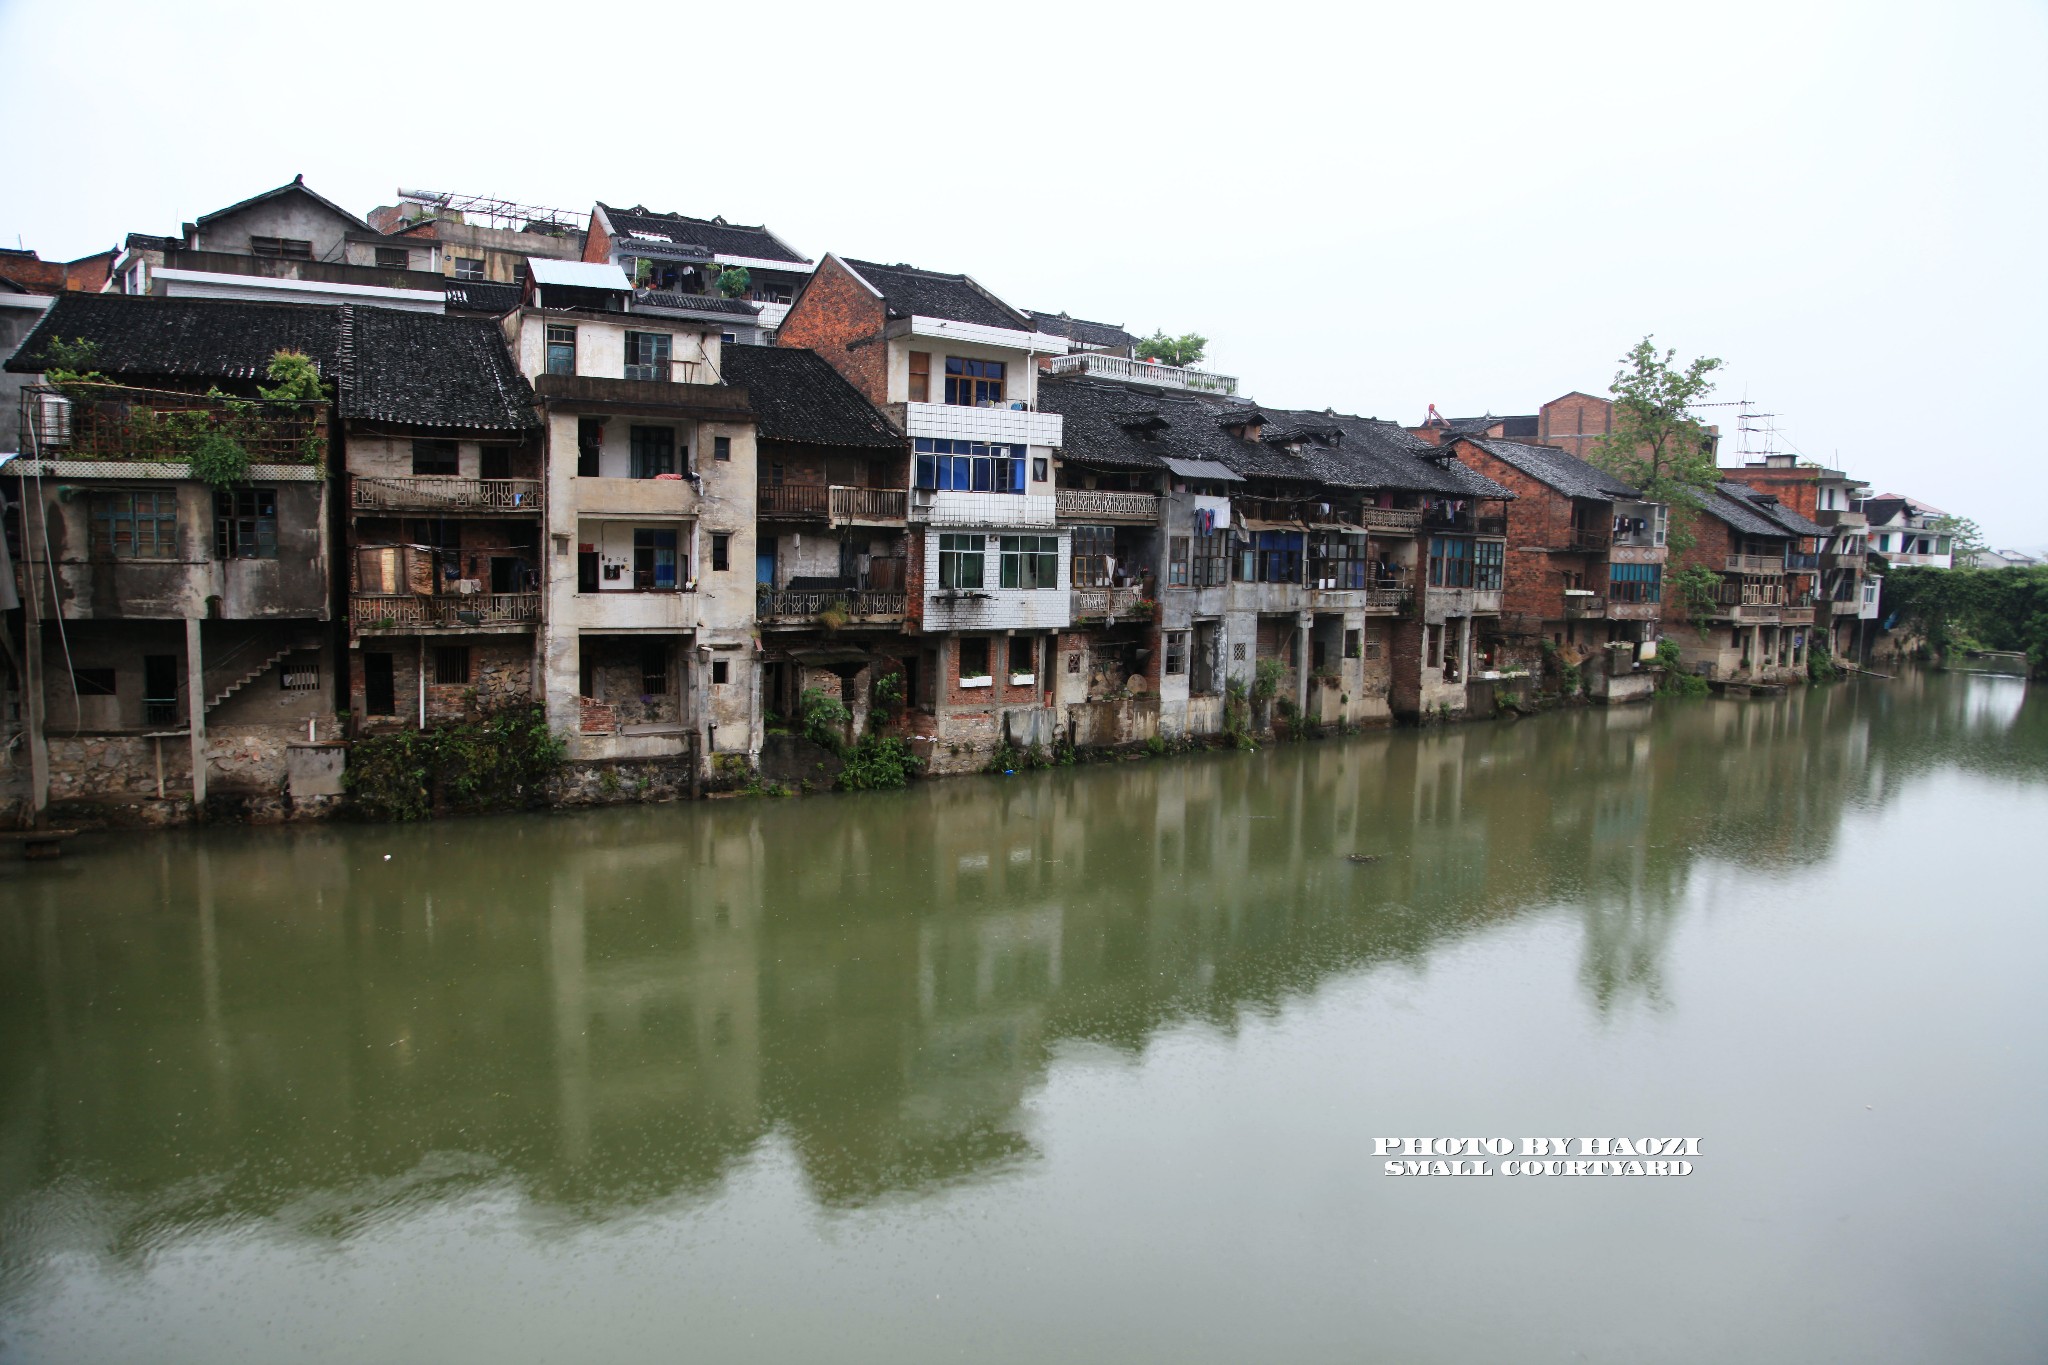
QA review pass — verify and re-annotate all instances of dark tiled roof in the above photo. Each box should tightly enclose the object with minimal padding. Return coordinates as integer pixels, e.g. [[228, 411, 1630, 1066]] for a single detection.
[[635, 290, 759, 318], [1860, 496, 1906, 527], [1038, 378, 1513, 498], [1715, 480, 1824, 537], [721, 346, 901, 449], [5, 292, 341, 380], [4, 293, 535, 432], [599, 203, 808, 264], [444, 281, 523, 314], [1702, 484, 1793, 539], [1028, 311, 1134, 350], [196, 175, 373, 233], [840, 259, 1029, 331], [338, 307, 536, 431], [1461, 437, 1640, 501]]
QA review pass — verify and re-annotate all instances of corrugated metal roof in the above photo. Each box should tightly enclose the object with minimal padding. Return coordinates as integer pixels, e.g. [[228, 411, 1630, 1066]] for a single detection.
[[1162, 456, 1243, 482], [528, 258, 630, 290]]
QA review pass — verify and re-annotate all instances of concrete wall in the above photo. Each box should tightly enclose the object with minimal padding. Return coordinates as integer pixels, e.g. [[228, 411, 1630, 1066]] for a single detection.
[[192, 191, 361, 262], [29, 475, 329, 620], [0, 296, 52, 452]]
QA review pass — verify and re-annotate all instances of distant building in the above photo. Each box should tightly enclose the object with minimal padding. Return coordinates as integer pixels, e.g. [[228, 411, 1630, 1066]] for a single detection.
[[1861, 494, 1955, 569], [582, 203, 811, 343]]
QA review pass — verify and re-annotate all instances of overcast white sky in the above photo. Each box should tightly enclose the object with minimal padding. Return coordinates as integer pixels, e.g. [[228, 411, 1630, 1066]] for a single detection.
[[3, 0, 2043, 545]]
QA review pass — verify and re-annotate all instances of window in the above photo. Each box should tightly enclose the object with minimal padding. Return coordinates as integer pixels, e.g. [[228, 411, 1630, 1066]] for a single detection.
[[1233, 642, 1247, 662], [1008, 636, 1035, 684], [753, 281, 793, 304], [938, 533, 984, 589], [1365, 638, 1382, 661], [999, 535, 1059, 589], [215, 488, 278, 559], [1070, 525, 1115, 587], [91, 490, 178, 559], [250, 236, 312, 259], [1192, 529, 1228, 587], [1165, 631, 1188, 675], [577, 417, 602, 476], [1168, 536, 1191, 587], [479, 446, 512, 481], [958, 637, 991, 685], [642, 642, 669, 693], [411, 439, 459, 476], [629, 425, 676, 478], [1345, 629, 1362, 659], [1236, 531, 1302, 584], [632, 528, 680, 589], [279, 660, 320, 691], [433, 646, 470, 686], [1311, 533, 1368, 589], [1609, 562, 1663, 604], [711, 533, 730, 571], [944, 357, 1005, 406], [711, 659, 730, 685], [145, 655, 179, 724], [1429, 537, 1476, 589], [547, 324, 577, 376], [713, 436, 731, 462], [908, 351, 931, 402], [375, 247, 409, 270], [1475, 539, 1504, 591], [913, 438, 1025, 494], [363, 653, 396, 716], [453, 256, 486, 281], [624, 331, 672, 381], [73, 668, 117, 696], [1032, 457, 1048, 483]]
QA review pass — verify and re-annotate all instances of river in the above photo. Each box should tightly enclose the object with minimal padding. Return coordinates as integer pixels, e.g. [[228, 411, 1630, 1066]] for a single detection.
[[2, 669, 2044, 1364]]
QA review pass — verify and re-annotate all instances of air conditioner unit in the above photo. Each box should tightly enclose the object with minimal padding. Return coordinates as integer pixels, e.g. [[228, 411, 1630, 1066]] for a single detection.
[[33, 393, 72, 449]]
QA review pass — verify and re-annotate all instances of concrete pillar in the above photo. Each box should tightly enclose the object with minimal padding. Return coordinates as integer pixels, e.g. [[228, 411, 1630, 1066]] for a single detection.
[[185, 618, 207, 811], [1459, 616, 1474, 680], [1295, 612, 1312, 717]]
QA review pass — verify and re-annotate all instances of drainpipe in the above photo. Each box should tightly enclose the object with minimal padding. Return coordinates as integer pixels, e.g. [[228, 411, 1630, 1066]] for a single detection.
[[418, 636, 426, 728]]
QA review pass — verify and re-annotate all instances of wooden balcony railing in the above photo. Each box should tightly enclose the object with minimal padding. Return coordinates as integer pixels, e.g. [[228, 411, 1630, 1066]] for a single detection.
[[1072, 585, 1146, 620], [1056, 488, 1160, 521], [757, 485, 908, 523], [352, 475, 542, 512], [1358, 506, 1425, 533], [755, 588, 906, 622], [758, 483, 830, 519], [830, 486, 908, 523], [1563, 526, 1611, 553], [1725, 553, 1787, 575], [350, 593, 541, 631]]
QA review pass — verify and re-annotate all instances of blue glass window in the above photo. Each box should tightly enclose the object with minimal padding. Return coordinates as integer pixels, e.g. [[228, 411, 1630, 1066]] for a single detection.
[[913, 439, 1026, 495]]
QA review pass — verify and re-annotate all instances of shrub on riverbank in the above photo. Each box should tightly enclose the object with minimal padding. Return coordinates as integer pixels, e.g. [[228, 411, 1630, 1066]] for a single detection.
[[345, 707, 564, 821]]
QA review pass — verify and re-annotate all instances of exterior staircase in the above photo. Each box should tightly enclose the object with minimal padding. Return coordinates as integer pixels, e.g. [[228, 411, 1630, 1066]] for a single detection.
[[204, 633, 321, 713]]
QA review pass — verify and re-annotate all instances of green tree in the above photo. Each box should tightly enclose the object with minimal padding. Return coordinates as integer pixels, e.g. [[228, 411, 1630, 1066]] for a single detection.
[[716, 266, 751, 299], [1136, 330, 1207, 368], [1588, 337, 1725, 552], [1933, 514, 1988, 564]]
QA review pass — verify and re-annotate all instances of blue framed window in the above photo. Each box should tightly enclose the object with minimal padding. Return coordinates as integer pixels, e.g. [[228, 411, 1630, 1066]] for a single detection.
[[914, 439, 1026, 495], [1609, 561, 1662, 603], [1235, 531, 1303, 583]]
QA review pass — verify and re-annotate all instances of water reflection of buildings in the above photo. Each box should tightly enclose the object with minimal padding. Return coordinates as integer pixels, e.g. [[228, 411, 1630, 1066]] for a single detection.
[[0, 672, 2039, 1247]]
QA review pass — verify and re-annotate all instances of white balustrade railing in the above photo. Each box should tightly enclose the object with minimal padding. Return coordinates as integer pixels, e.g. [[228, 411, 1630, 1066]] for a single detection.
[[1048, 352, 1238, 395]]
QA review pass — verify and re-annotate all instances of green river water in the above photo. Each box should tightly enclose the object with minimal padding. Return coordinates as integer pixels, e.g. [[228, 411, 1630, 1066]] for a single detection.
[[2, 668, 2044, 1363]]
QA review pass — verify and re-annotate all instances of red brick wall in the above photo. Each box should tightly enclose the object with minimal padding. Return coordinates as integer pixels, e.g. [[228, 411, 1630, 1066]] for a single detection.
[[582, 209, 612, 264], [1451, 440, 1591, 632], [1721, 466, 1819, 522], [1662, 512, 1736, 631], [1538, 393, 1612, 461], [776, 257, 889, 404]]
